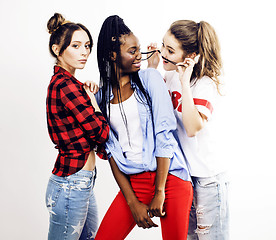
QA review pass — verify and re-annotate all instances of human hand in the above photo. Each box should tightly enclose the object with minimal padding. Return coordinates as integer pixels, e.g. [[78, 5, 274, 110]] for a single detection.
[[148, 190, 166, 218], [83, 81, 99, 94], [83, 85, 101, 112], [147, 43, 160, 69], [129, 200, 158, 229], [176, 57, 197, 84]]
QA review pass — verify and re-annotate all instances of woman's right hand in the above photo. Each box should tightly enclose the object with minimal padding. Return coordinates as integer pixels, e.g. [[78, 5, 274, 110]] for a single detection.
[[147, 43, 160, 69], [128, 200, 158, 229], [84, 80, 99, 94], [83, 85, 101, 112]]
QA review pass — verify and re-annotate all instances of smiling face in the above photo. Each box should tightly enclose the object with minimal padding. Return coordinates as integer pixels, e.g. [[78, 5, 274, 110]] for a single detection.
[[54, 30, 91, 75], [118, 33, 142, 74], [161, 31, 185, 71]]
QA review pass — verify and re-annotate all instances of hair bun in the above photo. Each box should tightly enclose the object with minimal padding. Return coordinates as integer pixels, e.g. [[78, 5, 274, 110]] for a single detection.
[[47, 13, 66, 34]]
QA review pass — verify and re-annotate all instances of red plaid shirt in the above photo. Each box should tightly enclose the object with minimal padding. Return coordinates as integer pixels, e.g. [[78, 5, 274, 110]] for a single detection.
[[47, 66, 109, 177]]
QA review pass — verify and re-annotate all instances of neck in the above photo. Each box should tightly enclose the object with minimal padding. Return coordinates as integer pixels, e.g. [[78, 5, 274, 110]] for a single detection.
[[118, 75, 131, 88], [57, 62, 76, 76]]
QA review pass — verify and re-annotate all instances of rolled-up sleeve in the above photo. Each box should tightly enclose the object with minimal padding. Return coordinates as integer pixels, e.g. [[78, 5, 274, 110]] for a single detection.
[[143, 69, 177, 158]]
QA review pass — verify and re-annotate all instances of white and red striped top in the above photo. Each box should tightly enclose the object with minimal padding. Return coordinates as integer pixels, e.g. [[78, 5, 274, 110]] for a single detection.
[[164, 70, 226, 177]]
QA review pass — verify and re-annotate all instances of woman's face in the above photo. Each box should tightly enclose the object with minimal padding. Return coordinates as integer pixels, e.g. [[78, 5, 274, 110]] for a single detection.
[[57, 30, 91, 75], [161, 31, 185, 71], [119, 33, 142, 74]]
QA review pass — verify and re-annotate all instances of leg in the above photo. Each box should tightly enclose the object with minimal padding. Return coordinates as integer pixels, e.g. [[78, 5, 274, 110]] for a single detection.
[[46, 170, 96, 240], [95, 191, 136, 240], [192, 173, 229, 240], [80, 170, 98, 240], [95, 172, 158, 240], [160, 174, 193, 240], [187, 198, 199, 240]]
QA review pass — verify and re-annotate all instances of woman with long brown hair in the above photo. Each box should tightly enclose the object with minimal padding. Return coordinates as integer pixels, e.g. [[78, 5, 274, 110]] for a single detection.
[[148, 20, 229, 239]]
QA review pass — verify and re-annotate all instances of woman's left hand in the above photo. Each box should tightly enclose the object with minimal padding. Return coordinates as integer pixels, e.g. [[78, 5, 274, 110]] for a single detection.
[[176, 58, 196, 84], [148, 190, 166, 218]]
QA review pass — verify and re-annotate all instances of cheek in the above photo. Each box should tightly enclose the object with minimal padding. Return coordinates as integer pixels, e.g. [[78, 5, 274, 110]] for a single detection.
[[121, 55, 134, 67], [63, 51, 75, 62]]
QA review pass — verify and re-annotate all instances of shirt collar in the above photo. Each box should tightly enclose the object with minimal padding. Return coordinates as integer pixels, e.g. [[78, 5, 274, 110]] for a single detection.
[[54, 66, 83, 85]]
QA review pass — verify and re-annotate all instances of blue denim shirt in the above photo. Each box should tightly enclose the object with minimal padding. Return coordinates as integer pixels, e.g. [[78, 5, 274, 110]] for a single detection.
[[96, 68, 190, 182]]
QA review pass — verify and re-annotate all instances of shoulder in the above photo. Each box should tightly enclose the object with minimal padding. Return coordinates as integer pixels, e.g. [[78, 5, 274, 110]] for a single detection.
[[193, 76, 216, 88], [50, 72, 70, 88], [138, 68, 163, 88]]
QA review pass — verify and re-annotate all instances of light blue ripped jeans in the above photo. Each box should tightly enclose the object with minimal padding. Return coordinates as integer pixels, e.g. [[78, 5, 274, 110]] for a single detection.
[[46, 169, 98, 240], [188, 172, 229, 240]]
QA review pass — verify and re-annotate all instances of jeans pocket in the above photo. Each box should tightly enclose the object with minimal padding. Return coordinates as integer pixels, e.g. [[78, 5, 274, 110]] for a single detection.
[[72, 177, 93, 191], [46, 177, 63, 208], [196, 177, 218, 188]]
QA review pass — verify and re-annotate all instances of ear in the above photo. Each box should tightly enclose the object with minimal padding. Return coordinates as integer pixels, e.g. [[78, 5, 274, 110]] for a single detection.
[[52, 44, 60, 56], [111, 51, 117, 61]]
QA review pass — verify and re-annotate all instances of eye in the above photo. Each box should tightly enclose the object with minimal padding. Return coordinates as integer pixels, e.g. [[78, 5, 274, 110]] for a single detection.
[[72, 44, 79, 48], [168, 49, 174, 54], [85, 44, 91, 49], [129, 49, 136, 54]]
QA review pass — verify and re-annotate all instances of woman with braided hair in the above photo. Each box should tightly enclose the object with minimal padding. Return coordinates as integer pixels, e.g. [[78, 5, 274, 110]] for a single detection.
[[93, 15, 193, 240]]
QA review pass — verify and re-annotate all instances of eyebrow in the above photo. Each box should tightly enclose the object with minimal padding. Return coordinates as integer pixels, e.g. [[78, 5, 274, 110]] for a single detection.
[[162, 40, 175, 52], [128, 46, 140, 51], [71, 41, 91, 44]]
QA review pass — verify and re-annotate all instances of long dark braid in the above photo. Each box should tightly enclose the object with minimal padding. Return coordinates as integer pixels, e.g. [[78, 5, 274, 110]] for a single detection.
[[97, 15, 152, 132]]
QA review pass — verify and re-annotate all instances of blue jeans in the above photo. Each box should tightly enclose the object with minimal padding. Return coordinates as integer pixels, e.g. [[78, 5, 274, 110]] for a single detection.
[[188, 172, 229, 240], [46, 169, 98, 240]]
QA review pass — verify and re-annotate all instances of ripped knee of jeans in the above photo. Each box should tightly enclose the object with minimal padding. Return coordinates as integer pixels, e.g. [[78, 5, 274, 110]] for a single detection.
[[195, 225, 212, 235], [195, 205, 212, 234]]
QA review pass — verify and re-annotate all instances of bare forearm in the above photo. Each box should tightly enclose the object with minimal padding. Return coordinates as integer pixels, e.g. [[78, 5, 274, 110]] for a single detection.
[[109, 157, 138, 205], [155, 157, 170, 193], [181, 83, 205, 137]]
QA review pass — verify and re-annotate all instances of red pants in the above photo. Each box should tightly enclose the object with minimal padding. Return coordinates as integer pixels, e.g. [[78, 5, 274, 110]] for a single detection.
[[95, 172, 193, 240]]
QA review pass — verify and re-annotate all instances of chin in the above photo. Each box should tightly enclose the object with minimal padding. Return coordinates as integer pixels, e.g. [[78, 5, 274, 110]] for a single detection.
[[163, 64, 174, 72]]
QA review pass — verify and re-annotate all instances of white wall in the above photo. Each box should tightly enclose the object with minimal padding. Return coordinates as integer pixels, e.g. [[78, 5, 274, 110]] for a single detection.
[[1, 0, 275, 239]]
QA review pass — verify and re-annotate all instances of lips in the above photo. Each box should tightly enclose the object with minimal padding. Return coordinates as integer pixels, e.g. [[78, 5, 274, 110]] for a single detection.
[[79, 59, 87, 63], [133, 62, 141, 68]]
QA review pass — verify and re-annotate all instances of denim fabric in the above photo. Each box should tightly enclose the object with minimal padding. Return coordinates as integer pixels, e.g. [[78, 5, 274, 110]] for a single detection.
[[96, 68, 190, 182], [188, 172, 229, 240], [46, 169, 98, 240]]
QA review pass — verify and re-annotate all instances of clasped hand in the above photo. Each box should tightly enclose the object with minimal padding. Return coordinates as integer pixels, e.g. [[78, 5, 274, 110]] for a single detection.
[[129, 191, 165, 229]]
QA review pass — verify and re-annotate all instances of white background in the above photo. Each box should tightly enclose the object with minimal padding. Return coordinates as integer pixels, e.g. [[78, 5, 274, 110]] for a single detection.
[[1, 0, 275, 239]]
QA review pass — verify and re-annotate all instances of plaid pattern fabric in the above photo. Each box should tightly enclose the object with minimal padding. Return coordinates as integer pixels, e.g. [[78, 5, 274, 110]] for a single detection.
[[47, 66, 109, 176]]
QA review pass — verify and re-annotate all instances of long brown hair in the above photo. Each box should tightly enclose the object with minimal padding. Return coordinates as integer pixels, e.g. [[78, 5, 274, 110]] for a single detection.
[[169, 20, 222, 93]]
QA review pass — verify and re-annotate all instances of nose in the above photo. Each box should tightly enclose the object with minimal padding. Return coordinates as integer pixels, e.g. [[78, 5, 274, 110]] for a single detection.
[[81, 46, 90, 57], [136, 51, 142, 61], [160, 47, 166, 57]]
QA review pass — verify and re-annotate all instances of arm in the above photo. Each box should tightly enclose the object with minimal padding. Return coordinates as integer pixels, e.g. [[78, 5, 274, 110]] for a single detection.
[[143, 69, 176, 217], [60, 79, 109, 145], [109, 157, 158, 229], [148, 157, 170, 217], [83, 85, 101, 112], [177, 58, 207, 137]]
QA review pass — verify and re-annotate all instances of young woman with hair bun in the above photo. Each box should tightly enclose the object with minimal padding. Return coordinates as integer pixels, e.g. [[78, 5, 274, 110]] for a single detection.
[[148, 20, 229, 240], [45, 13, 109, 240]]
